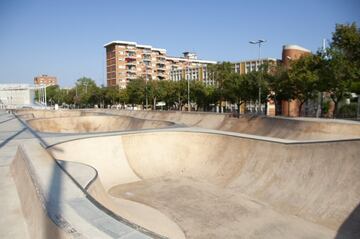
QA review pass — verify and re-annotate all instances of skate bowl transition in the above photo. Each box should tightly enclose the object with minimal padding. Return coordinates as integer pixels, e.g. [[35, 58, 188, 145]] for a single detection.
[[15, 109, 97, 120], [26, 115, 175, 133], [46, 131, 360, 239], [102, 110, 360, 140], [15, 110, 176, 133]]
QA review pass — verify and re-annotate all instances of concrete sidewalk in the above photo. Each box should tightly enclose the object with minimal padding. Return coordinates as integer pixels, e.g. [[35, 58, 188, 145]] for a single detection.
[[0, 110, 32, 239]]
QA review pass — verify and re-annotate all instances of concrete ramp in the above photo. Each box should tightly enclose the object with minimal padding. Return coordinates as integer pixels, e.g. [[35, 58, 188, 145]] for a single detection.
[[26, 115, 175, 133], [15, 109, 97, 119], [103, 110, 360, 140], [49, 131, 360, 239], [10, 142, 156, 239]]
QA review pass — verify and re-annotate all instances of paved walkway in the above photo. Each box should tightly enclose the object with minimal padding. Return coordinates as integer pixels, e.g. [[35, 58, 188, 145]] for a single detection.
[[0, 110, 32, 239]]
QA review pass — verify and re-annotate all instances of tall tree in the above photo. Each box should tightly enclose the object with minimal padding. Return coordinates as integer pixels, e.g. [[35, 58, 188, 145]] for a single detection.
[[74, 77, 99, 107], [320, 23, 360, 117], [207, 62, 233, 112], [289, 54, 320, 116], [158, 80, 177, 110], [223, 73, 252, 114], [126, 78, 146, 105], [332, 23, 360, 65], [174, 79, 188, 111]]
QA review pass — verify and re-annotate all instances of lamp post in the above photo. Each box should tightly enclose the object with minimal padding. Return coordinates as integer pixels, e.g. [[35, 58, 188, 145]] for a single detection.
[[84, 82, 88, 94], [249, 39, 266, 114], [187, 62, 191, 112], [143, 60, 149, 110], [40, 84, 48, 108]]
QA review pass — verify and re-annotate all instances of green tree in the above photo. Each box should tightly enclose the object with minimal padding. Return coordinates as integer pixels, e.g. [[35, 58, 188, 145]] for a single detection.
[[189, 81, 207, 110], [270, 65, 293, 101], [332, 23, 360, 65], [159, 80, 178, 110], [104, 86, 120, 105], [173, 79, 188, 110], [289, 54, 320, 116], [74, 77, 100, 107], [126, 78, 146, 105], [118, 88, 129, 105], [330, 23, 360, 117], [147, 80, 168, 109], [207, 62, 233, 112], [223, 74, 249, 114], [45, 85, 60, 106], [319, 23, 360, 117]]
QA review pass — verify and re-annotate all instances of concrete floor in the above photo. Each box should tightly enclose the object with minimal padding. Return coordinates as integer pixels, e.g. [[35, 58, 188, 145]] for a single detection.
[[110, 176, 334, 239]]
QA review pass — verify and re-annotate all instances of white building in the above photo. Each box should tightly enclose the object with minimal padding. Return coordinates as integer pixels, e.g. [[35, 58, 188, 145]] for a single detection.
[[0, 84, 36, 109]]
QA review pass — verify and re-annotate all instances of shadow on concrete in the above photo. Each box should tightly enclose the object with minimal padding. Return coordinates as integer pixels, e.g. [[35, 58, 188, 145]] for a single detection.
[[335, 203, 360, 239], [0, 117, 15, 125], [0, 127, 27, 149], [45, 160, 64, 238], [12, 113, 64, 238]]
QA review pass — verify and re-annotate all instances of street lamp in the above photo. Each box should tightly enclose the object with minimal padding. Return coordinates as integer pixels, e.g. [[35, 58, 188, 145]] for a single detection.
[[39, 84, 49, 108], [186, 61, 191, 112], [249, 39, 266, 114], [84, 82, 88, 94], [142, 60, 149, 110]]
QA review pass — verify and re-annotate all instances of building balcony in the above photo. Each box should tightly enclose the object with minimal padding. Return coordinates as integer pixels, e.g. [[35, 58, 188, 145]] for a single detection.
[[126, 74, 137, 79], [156, 57, 166, 62], [125, 55, 136, 59], [157, 71, 167, 76], [157, 63, 166, 68], [126, 68, 136, 72], [126, 62, 137, 66]]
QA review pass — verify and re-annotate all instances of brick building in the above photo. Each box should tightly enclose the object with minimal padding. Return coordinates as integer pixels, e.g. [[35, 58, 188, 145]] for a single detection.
[[280, 45, 311, 117], [34, 75, 58, 86], [104, 41, 215, 88]]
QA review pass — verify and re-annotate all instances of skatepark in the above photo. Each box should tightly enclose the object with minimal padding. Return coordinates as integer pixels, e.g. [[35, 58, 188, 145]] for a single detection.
[[1, 109, 359, 239]]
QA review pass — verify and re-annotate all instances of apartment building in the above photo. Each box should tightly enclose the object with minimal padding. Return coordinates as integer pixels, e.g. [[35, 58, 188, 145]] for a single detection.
[[105, 41, 167, 88], [34, 74, 58, 86], [168, 52, 217, 85], [104, 41, 216, 88]]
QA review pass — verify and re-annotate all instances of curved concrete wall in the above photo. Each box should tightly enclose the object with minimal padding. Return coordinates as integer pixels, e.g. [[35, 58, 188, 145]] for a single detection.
[[11, 143, 154, 239], [16, 109, 96, 119], [94, 110, 360, 140], [26, 115, 175, 133], [11, 147, 69, 239], [49, 132, 360, 238]]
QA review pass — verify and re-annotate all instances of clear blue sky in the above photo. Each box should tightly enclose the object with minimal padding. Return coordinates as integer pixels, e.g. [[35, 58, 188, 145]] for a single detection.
[[0, 0, 359, 87]]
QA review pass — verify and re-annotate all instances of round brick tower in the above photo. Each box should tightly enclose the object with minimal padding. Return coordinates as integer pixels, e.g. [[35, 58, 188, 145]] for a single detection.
[[282, 44, 311, 68]]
